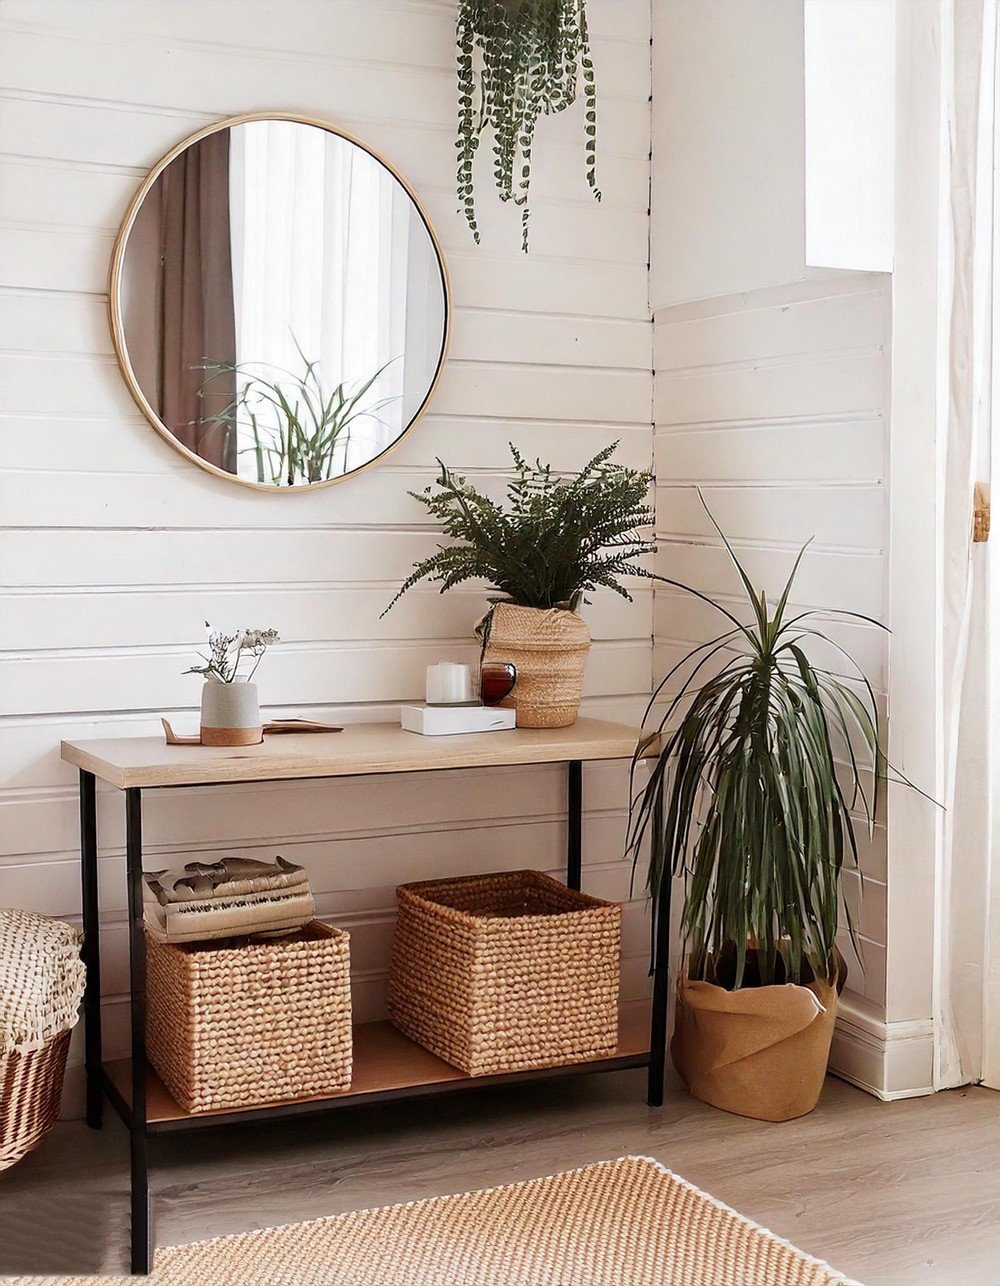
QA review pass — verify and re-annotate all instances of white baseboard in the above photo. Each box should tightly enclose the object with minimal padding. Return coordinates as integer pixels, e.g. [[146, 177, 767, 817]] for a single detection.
[[829, 994, 935, 1100]]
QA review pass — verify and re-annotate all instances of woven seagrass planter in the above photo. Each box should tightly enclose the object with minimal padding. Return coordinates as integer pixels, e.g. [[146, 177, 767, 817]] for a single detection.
[[387, 870, 620, 1076], [145, 920, 352, 1112], [481, 604, 591, 728]]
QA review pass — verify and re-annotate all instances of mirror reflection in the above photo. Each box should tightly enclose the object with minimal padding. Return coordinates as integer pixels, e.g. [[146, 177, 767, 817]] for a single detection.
[[117, 118, 448, 488]]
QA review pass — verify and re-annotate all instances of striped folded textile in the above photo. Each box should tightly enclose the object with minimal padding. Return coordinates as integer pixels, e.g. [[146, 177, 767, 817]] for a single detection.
[[143, 856, 315, 943]]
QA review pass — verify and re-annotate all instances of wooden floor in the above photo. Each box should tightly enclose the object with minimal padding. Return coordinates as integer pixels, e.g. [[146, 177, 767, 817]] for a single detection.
[[1, 1070, 997, 1284]]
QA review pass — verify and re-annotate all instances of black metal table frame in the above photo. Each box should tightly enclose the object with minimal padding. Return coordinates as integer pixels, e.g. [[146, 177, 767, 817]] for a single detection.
[[78, 759, 671, 1275]]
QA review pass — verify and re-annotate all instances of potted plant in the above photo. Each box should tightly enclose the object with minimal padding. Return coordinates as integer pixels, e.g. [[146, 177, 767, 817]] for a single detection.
[[383, 443, 653, 727], [185, 624, 279, 746], [457, 0, 600, 251], [626, 511, 922, 1121]]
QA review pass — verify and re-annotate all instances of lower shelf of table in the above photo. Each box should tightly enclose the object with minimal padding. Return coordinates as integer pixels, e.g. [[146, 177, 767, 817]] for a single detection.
[[102, 1000, 651, 1134]]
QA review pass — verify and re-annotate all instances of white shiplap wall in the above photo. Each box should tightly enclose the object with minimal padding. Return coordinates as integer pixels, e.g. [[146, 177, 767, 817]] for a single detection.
[[653, 276, 891, 1016], [0, 0, 654, 1106]]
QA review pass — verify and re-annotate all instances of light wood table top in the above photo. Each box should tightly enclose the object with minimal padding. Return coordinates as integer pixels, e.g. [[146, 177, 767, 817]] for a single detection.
[[61, 717, 647, 790]]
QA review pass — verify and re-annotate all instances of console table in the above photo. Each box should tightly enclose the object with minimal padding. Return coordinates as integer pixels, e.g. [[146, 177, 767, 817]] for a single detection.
[[62, 717, 670, 1275]]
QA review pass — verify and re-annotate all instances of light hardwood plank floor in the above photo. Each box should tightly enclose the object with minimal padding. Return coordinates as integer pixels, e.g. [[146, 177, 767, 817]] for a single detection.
[[1, 1072, 997, 1284]]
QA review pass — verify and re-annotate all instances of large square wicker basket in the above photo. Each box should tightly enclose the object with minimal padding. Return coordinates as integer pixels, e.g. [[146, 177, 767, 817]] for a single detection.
[[387, 869, 621, 1077], [145, 920, 352, 1113]]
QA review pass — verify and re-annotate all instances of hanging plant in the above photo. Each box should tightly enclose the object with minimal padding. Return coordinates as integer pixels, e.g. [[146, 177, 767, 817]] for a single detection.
[[457, 0, 600, 251]]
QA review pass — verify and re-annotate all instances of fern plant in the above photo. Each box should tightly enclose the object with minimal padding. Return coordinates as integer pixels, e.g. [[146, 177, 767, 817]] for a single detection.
[[457, 0, 600, 251], [382, 442, 653, 616], [626, 505, 925, 992]]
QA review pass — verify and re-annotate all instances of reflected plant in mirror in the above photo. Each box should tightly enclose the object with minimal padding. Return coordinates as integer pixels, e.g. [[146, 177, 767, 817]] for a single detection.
[[111, 115, 449, 490], [195, 339, 399, 486]]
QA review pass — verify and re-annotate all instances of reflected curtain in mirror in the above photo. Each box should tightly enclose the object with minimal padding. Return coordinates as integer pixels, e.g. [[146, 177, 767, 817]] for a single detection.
[[125, 131, 238, 472]]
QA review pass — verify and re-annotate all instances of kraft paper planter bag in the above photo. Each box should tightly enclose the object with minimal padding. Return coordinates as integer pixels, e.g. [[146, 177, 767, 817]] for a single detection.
[[671, 970, 839, 1122]]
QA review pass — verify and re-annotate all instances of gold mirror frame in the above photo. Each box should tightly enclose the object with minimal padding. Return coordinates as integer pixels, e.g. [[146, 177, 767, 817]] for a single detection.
[[108, 112, 452, 493]]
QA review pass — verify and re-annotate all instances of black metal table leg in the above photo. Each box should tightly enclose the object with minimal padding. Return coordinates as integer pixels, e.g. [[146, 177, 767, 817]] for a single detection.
[[647, 873, 672, 1107], [79, 770, 103, 1130], [125, 787, 152, 1275], [566, 760, 582, 890]]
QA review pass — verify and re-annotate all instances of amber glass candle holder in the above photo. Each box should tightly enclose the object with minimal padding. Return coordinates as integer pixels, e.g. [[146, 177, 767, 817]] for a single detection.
[[480, 661, 517, 706]]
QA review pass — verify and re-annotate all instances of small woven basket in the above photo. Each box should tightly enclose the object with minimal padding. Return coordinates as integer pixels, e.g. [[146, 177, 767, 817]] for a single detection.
[[146, 920, 352, 1113], [387, 870, 620, 1077], [481, 604, 591, 728], [1, 909, 85, 1172]]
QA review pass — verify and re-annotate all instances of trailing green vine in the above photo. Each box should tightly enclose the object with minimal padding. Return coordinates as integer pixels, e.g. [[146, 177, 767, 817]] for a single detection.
[[457, 0, 600, 252]]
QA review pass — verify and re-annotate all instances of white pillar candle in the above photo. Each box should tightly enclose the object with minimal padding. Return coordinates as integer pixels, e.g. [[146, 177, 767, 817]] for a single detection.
[[426, 662, 474, 705]]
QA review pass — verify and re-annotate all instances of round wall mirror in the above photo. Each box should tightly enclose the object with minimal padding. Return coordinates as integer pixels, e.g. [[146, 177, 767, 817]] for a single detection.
[[110, 113, 450, 490]]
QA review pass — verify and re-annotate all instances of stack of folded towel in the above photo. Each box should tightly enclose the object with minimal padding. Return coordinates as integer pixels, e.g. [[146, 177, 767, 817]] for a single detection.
[[143, 855, 315, 943]]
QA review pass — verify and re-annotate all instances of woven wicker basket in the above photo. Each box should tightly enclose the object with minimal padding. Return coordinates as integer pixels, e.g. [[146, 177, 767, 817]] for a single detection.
[[146, 920, 352, 1113], [387, 870, 620, 1076], [481, 604, 591, 728], [1, 909, 85, 1172], [0, 1029, 71, 1171]]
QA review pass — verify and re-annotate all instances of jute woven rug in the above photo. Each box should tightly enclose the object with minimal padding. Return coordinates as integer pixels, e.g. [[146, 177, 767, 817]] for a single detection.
[[23, 1155, 857, 1285]]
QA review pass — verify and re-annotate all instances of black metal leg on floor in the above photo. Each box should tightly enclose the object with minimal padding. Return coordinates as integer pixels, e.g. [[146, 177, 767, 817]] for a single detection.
[[566, 760, 582, 891], [80, 770, 103, 1130], [647, 874, 672, 1107], [125, 787, 151, 1275]]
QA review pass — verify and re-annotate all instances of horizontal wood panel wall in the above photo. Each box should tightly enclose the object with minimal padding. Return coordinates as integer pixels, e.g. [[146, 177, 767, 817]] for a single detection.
[[652, 276, 891, 1014], [0, 0, 654, 1111]]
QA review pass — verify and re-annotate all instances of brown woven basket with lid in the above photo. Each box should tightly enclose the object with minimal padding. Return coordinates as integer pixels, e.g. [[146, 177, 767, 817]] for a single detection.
[[145, 920, 352, 1113], [387, 869, 620, 1076], [481, 604, 591, 728]]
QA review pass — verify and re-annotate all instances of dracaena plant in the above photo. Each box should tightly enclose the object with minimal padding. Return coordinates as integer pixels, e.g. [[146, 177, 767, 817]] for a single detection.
[[457, 0, 600, 251], [382, 442, 653, 617], [626, 505, 925, 991], [196, 340, 397, 486]]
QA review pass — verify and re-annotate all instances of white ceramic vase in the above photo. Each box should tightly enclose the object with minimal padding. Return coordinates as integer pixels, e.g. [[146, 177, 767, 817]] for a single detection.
[[200, 679, 263, 746]]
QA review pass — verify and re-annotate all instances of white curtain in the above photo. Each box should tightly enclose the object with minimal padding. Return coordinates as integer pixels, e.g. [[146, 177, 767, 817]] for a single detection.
[[228, 121, 436, 480], [935, 0, 996, 1087]]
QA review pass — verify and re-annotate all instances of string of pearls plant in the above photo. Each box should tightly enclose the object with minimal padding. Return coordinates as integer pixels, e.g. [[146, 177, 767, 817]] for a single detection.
[[456, 0, 600, 251]]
